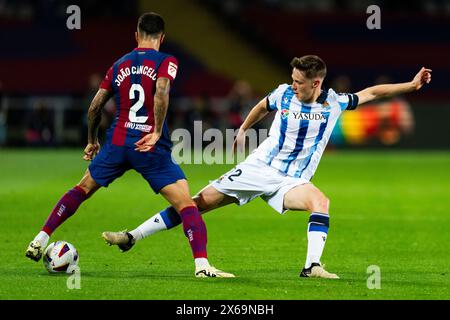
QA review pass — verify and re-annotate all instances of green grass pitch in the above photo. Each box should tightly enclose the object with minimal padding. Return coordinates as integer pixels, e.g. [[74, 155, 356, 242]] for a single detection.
[[1, 149, 449, 300]]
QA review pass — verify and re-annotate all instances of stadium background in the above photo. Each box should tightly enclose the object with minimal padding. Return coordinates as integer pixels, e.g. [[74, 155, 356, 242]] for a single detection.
[[1, 0, 449, 301], [1, 0, 449, 149]]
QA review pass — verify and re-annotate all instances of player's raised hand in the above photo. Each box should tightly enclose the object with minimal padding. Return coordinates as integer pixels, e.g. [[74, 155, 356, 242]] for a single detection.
[[412, 67, 432, 90], [83, 142, 100, 161], [232, 129, 246, 155], [135, 132, 161, 152]]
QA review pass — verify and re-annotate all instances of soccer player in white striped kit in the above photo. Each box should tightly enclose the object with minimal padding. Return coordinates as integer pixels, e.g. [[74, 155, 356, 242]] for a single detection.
[[103, 55, 431, 279]]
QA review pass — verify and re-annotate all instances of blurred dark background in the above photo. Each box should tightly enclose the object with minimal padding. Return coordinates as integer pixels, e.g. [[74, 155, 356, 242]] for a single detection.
[[0, 0, 449, 149]]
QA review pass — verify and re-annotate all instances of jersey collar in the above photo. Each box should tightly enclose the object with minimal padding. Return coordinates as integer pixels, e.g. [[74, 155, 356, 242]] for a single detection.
[[133, 47, 156, 51], [316, 90, 328, 104]]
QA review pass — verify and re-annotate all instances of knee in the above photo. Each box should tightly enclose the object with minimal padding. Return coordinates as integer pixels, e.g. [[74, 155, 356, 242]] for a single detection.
[[195, 194, 209, 212], [309, 192, 330, 214], [173, 198, 197, 213], [194, 190, 219, 213]]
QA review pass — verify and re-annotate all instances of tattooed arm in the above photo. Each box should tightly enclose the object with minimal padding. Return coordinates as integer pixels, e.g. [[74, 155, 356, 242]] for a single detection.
[[134, 77, 171, 152], [83, 88, 111, 161]]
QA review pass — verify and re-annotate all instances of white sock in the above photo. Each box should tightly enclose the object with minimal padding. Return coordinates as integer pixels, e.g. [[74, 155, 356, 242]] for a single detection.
[[304, 212, 329, 269], [305, 231, 327, 268], [195, 257, 210, 270], [129, 213, 168, 241], [34, 231, 50, 248]]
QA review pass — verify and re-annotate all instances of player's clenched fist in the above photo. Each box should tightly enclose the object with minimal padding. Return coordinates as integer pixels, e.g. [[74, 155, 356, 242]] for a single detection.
[[83, 142, 100, 161], [412, 67, 432, 90]]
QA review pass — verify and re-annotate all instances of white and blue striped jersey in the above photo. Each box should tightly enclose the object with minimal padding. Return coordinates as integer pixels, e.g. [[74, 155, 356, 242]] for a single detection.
[[253, 84, 358, 180]]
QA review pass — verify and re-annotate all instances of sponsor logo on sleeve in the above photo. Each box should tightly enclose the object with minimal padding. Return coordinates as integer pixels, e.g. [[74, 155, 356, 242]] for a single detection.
[[168, 61, 178, 79]]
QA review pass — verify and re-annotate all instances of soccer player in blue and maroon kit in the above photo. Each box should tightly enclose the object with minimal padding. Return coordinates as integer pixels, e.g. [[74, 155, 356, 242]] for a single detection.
[[25, 12, 233, 278]]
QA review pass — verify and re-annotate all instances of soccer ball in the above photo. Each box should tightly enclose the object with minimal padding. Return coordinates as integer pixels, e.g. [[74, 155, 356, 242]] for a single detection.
[[43, 241, 79, 274]]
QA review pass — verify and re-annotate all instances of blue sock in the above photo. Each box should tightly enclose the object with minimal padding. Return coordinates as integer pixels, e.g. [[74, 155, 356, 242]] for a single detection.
[[308, 212, 329, 233], [160, 206, 182, 229]]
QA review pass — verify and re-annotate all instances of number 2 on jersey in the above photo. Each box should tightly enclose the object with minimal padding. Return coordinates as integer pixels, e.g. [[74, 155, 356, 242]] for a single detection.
[[129, 84, 148, 123], [228, 169, 242, 182]]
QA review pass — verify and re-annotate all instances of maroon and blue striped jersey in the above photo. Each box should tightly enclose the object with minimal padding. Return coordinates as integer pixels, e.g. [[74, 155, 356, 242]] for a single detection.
[[100, 48, 178, 150]]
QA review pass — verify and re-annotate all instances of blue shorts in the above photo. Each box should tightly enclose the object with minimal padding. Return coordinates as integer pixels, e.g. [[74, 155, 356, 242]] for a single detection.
[[89, 142, 186, 193]]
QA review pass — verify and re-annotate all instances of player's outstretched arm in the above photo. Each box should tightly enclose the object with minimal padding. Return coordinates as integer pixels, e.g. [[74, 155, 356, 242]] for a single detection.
[[84, 88, 111, 161], [355, 67, 432, 106], [233, 98, 269, 153]]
